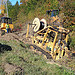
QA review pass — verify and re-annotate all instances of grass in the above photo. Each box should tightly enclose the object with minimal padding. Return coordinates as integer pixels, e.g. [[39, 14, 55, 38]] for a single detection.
[[70, 32, 75, 50], [0, 39, 74, 75]]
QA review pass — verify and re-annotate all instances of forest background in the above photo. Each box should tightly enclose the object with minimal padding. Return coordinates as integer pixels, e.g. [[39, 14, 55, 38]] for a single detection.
[[1, 0, 75, 50]]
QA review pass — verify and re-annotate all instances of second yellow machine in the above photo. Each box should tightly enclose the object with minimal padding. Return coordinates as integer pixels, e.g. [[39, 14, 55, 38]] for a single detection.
[[0, 17, 14, 32], [26, 10, 70, 60]]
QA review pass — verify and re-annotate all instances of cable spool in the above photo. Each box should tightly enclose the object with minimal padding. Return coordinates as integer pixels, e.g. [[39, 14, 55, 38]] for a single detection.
[[32, 18, 40, 32], [32, 18, 47, 32], [40, 19, 47, 29]]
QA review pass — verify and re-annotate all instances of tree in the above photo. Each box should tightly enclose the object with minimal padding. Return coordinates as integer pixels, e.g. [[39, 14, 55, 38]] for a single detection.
[[7, 0, 12, 16], [14, 1, 20, 16], [59, 0, 75, 30], [8, 1, 20, 21]]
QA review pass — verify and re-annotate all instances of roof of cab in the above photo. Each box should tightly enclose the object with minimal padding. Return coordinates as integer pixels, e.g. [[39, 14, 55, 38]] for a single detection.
[[1, 17, 11, 19]]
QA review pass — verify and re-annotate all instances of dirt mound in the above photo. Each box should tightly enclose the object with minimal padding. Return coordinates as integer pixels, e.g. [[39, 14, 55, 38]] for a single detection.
[[2, 63, 23, 75], [0, 32, 32, 44]]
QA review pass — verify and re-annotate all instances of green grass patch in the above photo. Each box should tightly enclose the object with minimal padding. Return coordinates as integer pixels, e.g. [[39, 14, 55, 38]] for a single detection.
[[0, 39, 74, 75]]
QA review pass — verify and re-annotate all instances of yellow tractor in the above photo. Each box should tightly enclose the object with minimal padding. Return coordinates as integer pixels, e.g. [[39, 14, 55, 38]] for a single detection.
[[26, 10, 70, 60], [0, 17, 14, 33]]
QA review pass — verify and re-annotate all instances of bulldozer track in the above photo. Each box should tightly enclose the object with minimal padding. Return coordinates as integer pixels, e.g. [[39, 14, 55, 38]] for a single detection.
[[12, 34, 52, 59], [29, 44, 52, 59]]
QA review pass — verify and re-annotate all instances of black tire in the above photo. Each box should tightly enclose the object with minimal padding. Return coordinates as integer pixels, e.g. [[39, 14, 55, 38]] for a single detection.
[[1, 30, 5, 36]]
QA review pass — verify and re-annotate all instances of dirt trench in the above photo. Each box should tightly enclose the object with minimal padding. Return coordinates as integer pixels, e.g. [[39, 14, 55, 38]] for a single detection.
[[0, 32, 32, 44]]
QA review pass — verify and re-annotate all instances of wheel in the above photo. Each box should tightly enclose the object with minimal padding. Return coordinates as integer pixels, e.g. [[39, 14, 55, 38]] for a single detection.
[[1, 30, 5, 36]]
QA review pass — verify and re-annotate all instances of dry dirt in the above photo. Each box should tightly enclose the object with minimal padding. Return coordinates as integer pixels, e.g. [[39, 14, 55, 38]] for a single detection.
[[0, 32, 32, 44], [2, 63, 23, 74]]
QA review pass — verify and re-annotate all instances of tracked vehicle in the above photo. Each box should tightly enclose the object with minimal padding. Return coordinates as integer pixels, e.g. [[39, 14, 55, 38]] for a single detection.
[[0, 17, 14, 32], [26, 10, 70, 60]]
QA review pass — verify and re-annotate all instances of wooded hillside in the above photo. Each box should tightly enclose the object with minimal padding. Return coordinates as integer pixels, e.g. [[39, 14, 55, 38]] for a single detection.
[[6, 0, 75, 50]]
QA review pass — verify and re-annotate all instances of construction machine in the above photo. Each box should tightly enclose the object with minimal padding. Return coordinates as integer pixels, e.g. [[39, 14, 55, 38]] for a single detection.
[[26, 10, 70, 60], [0, 0, 14, 34], [0, 17, 14, 33]]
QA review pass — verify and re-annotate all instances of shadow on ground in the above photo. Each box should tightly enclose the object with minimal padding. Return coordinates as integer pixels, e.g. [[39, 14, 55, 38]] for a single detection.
[[0, 43, 12, 53]]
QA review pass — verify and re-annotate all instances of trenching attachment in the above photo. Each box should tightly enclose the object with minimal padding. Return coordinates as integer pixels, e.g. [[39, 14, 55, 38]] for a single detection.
[[32, 18, 47, 32]]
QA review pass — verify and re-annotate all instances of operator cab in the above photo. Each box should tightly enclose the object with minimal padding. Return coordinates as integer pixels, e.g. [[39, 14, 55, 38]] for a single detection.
[[46, 10, 59, 17], [1, 17, 12, 24], [0, 17, 14, 32]]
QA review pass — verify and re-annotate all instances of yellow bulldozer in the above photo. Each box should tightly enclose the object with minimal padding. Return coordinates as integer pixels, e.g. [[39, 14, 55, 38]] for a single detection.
[[0, 0, 14, 34], [0, 17, 14, 33], [26, 10, 70, 60]]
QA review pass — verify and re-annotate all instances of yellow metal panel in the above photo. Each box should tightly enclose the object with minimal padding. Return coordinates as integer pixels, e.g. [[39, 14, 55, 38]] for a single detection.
[[51, 32, 58, 54], [65, 35, 68, 43], [1, 23, 14, 32], [36, 36, 44, 40], [42, 28, 49, 45], [9, 24, 14, 31], [1, 23, 6, 28], [26, 24, 29, 38]]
